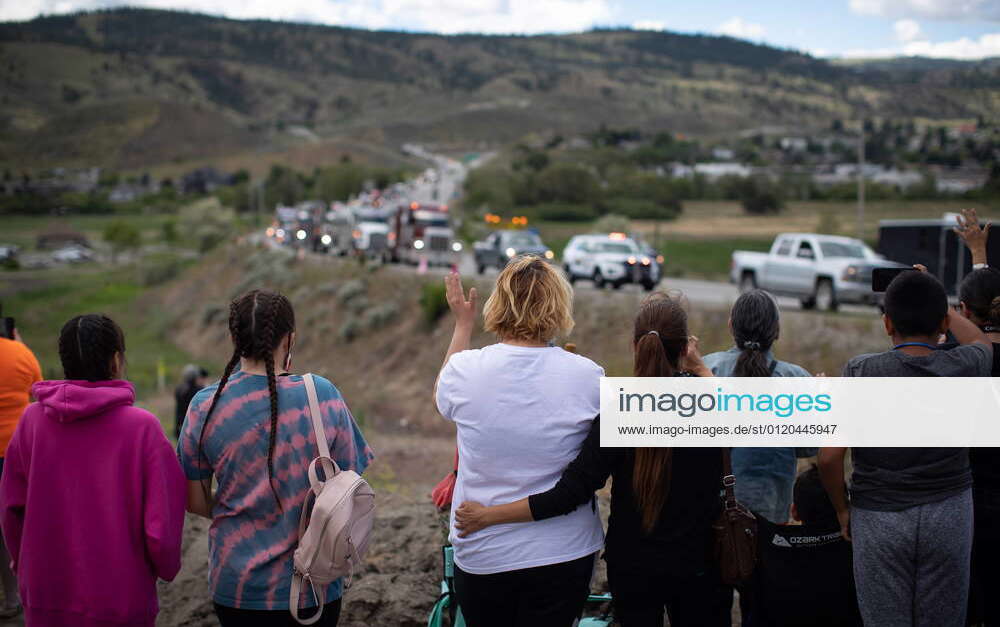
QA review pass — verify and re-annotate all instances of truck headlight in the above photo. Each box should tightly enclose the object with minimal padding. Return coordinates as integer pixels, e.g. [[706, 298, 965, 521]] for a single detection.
[[627, 256, 637, 265], [296, 229, 307, 241], [544, 250, 554, 260], [842, 265, 860, 281], [452, 241, 463, 252], [414, 239, 425, 250], [505, 247, 516, 258], [320, 234, 332, 246], [641, 257, 651, 266], [275, 228, 286, 239]]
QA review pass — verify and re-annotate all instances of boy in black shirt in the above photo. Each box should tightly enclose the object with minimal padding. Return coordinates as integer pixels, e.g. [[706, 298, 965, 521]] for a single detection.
[[742, 465, 861, 627]]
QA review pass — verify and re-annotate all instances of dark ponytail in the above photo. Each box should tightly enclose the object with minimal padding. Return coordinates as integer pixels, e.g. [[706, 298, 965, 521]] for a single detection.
[[631, 292, 689, 533], [731, 289, 779, 378], [198, 290, 295, 509], [58, 314, 126, 381], [959, 268, 1000, 328]]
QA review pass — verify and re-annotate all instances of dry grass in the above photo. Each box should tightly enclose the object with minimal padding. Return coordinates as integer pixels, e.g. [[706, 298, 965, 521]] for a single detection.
[[632, 199, 982, 243]]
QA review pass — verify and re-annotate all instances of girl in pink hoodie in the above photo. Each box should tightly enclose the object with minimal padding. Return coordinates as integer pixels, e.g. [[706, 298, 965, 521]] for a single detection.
[[0, 314, 186, 626]]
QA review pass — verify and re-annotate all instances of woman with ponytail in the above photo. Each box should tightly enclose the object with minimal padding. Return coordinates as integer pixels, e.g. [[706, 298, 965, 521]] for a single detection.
[[0, 314, 185, 626], [702, 289, 810, 524], [178, 290, 373, 626], [452, 292, 732, 627]]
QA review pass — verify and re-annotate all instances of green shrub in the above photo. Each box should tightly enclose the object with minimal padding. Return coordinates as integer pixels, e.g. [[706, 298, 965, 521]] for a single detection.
[[420, 281, 449, 326], [363, 302, 400, 330], [534, 203, 599, 222], [594, 214, 632, 235], [338, 315, 362, 342], [336, 279, 367, 305], [201, 304, 225, 327], [138, 253, 183, 286], [348, 295, 370, 315]]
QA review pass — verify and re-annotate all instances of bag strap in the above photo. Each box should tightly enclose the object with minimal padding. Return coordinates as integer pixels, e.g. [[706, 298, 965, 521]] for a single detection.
[[303, 374, 336, 483], [768, 360, 778, 375], [721, 447, 737, 511], [289, 571, 326, 625]]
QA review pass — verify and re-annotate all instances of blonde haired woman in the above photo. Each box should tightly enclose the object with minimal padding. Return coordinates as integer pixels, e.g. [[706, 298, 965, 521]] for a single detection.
[[434, 256, 604, 627]]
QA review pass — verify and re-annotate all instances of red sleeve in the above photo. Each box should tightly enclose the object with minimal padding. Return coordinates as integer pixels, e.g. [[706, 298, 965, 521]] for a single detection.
[[142, 423, 187, 582]]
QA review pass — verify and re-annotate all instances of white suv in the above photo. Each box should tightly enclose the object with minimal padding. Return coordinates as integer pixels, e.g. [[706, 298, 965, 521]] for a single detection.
[[562, 234, 659, 291]]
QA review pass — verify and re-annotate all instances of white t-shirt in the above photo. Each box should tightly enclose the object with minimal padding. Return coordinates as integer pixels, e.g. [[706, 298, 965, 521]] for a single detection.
[[436, 343, 606, 575]]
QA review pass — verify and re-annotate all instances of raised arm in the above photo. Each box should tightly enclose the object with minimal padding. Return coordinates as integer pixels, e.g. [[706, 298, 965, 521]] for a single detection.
[[954, 208, 989, 266], [433, 272, 478, 402], [455, 416, 619, 537]]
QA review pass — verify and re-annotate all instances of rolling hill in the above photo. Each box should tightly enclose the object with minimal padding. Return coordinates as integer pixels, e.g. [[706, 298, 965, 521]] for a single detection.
[[1, 8, 998, 170]]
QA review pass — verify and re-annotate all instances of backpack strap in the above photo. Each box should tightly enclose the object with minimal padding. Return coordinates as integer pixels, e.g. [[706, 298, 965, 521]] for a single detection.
[[303, 374, 337, 484], [768, 360, 778, 375], [289, 571, 326, 625]]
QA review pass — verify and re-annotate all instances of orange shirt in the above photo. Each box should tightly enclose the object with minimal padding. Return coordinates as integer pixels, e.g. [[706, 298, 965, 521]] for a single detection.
[[0, 338, 43, 456]]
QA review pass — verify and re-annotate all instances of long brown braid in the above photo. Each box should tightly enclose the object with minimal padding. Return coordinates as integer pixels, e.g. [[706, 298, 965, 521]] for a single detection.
[[198, 290, 296, 509]]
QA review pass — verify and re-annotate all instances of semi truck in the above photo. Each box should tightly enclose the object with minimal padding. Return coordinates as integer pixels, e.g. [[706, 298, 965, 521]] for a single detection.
[[389, 202, 462, 266]]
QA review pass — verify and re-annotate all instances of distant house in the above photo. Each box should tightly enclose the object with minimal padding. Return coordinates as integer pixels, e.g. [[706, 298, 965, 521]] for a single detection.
[[693, 162, 752, 180], [780, 137, 808, 152], [712, 147, 735, 160], [872, 169, 924, 190], [108, 183, 145, 204], [936, 169, 988, 194], [181, 167, 234, 195], [36, 223, 90, 250]]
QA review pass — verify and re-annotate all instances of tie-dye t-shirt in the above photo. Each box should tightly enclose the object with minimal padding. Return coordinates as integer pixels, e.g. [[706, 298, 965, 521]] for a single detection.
[[178, 371, 374, 610]]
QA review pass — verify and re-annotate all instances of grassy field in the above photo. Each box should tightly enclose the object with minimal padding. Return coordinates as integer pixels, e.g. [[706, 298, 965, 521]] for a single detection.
[[1, 213, 179, 251], [1, 263, 196, 428]]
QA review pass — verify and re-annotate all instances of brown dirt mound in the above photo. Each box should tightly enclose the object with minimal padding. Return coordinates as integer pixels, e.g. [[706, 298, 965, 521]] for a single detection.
[[156, 492, 447, 626]]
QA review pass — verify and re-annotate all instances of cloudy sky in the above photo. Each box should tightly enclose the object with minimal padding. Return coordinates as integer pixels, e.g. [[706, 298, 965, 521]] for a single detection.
[[3, 0, 999, 60]]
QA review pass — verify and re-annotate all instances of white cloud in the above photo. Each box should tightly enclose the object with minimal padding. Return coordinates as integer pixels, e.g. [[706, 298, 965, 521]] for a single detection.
[[903, 32, 1000, 58], [632, 19, 666, 31], [849, 0, 1000, 21], [827, 31, 1000, 59], [893, 18, 922, 43], [716, 16, 765, 40], [0, 0, 615, 34]]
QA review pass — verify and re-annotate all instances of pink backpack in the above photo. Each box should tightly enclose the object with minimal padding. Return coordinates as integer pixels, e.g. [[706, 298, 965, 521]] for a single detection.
[[289, 374, 376, 625]]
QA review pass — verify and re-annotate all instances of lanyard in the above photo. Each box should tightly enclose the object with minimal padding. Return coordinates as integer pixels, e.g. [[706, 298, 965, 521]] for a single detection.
[[893, 342, 938, 351]]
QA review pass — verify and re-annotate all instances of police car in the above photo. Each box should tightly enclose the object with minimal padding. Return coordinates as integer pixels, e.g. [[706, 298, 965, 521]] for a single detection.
[[562, 233, 660, 291]]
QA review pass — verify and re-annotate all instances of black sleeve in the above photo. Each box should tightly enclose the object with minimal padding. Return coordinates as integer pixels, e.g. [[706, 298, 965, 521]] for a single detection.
[[528, 416, 621, 520]]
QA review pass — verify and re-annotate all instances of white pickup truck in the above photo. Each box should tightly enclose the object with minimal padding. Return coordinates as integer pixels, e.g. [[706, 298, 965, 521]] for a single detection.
[[730, 233, 906, 311]]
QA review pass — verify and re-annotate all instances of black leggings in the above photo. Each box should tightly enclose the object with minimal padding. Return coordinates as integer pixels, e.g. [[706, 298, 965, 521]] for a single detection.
[[214, 600, 341, 627], [454, 553, 595, 627], [608, 566, 732, 627]]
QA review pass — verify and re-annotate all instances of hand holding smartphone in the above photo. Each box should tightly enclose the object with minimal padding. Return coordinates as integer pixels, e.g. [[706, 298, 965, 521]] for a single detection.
[[0, 303, 15, 340]]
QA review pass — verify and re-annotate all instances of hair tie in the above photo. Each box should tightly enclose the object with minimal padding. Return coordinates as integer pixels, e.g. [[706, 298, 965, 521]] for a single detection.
[[646, 330, 659, 337], [743, 340, 761, 351]]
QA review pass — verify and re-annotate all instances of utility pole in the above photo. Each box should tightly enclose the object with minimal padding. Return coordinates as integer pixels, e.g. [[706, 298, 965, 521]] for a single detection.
[[857, 121, 866, 240]]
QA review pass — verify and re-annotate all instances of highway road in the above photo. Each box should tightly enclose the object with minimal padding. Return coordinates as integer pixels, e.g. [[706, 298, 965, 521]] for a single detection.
[[265, 146, 877, 318]]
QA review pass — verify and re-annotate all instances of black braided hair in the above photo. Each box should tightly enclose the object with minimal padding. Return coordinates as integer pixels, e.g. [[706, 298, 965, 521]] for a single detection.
[[58, 314, 126, 381], [731, 289, 780, 378], [198, 290, 295, 509]]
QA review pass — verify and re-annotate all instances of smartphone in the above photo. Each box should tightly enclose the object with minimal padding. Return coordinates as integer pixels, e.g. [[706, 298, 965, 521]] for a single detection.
[[0, 304, 11, 340], [872, 267, 914, 293]]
